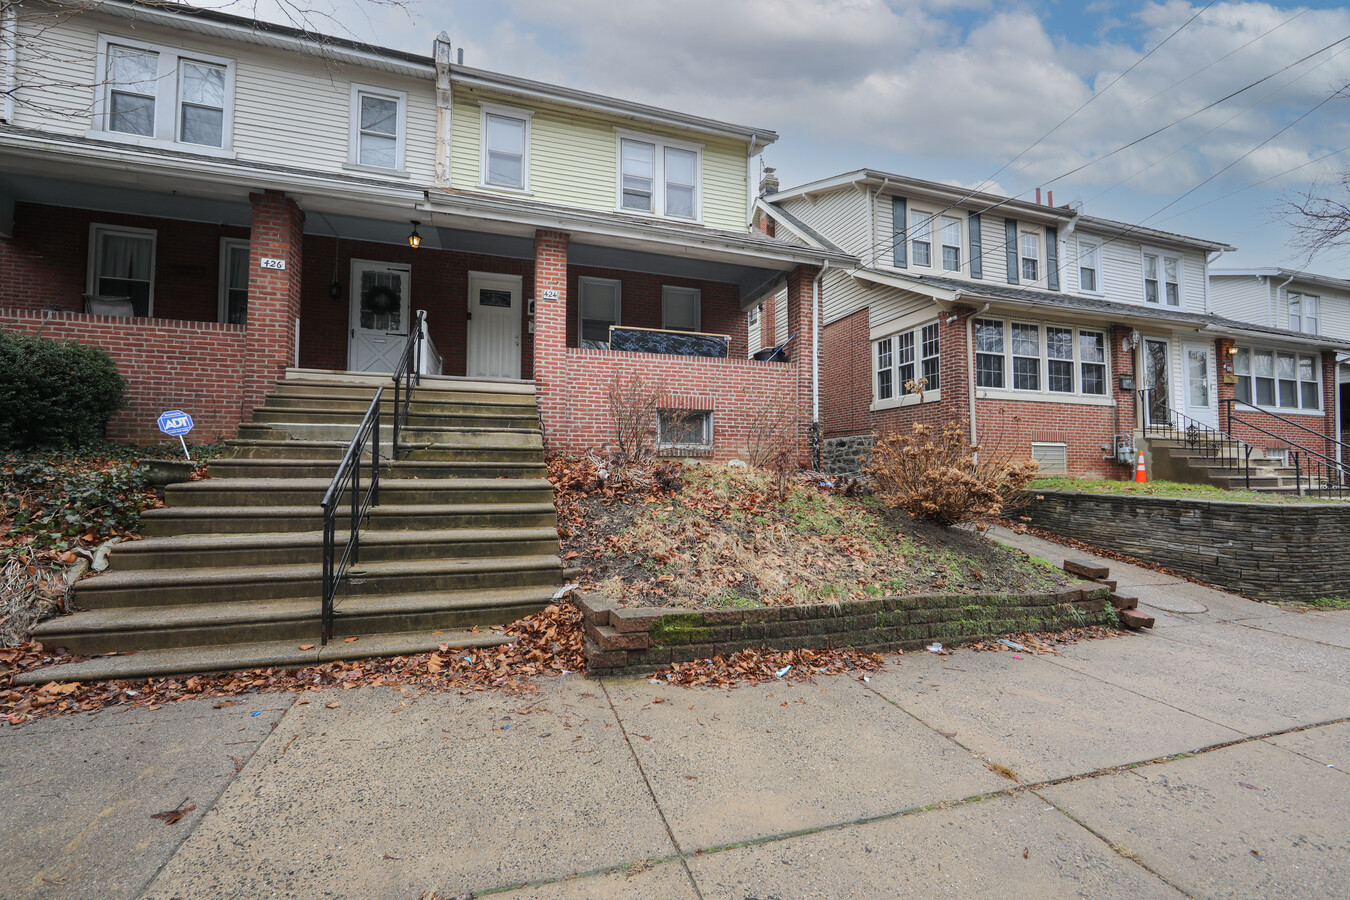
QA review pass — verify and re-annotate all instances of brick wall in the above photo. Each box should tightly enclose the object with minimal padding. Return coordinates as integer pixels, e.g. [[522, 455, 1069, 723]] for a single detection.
[[0, 308, 247, 444], [243, 191, 303, 414], [1217, 343, 1340, 461], [0, 202, 248, 320], [299, 237, 536, 378]]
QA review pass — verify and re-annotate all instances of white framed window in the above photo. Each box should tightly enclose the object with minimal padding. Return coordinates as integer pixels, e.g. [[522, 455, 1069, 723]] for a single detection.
[[217, 237, 249, 325], [659, 409, 713, 451], [910, 210, 932, 267], [874, 321, 940, 403], [88, 223, 156, 317], [1077, 238, 1100, 293], [481, 103, 531, 190], [976, 318, 1107, 397], [349, 84, 406, 171], [1143, 251, 1181, 306], [1020, 233, 1039, 282], [1031, 442, 1068, 475], [94, 36, 235, 152], [748, 305, 759, 328], [1289, 293, 1319, 334], [1235, 348, 1320, 411], [940, 216, 961, 272], [616, 130, 702, 220], [578, 276, 621, 349], [662, 286, 701, 332]]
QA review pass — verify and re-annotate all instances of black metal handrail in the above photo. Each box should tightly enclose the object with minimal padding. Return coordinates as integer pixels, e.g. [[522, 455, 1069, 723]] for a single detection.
[[1222, 398, 1348, 472], [1223, 398, 1348, 499], [320, 387, 382, 645], [391, 309, 427, 458], [1138, 389, 1253, 489]]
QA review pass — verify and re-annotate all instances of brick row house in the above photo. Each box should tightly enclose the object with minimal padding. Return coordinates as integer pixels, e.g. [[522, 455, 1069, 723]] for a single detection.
[[754, 170, 1350, 479], [0, 0, 844, 458]]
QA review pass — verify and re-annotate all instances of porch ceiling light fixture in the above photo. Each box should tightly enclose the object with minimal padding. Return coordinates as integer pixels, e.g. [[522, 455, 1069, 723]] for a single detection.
[[407, 220, 422, 249]]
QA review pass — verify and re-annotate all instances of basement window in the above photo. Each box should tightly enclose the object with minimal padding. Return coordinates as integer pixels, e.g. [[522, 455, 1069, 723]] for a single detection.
[[659, 409, 712, 452], [1031, 442, 1068, 475]]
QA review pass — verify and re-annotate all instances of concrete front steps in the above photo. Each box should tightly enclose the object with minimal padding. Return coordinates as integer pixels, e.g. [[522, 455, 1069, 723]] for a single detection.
[[1143, 433, 1305, 494], [22, 370, 563, 684]]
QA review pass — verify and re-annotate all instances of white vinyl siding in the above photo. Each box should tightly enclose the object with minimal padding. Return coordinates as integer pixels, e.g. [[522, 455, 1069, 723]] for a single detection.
[[13, 11, 437, 181], [1208, 276, 1273, 326]]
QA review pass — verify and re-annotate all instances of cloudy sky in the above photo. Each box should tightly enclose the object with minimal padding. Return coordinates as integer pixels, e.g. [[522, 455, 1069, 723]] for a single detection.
[[249, 0, 1350, 275]]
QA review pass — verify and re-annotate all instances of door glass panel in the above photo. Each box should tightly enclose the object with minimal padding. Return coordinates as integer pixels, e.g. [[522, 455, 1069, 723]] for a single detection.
[[479, 289, 511, 308], [1187, 349, 1209, 407], [359, 270, 404, 332], [1144, 340, 1169, 425]]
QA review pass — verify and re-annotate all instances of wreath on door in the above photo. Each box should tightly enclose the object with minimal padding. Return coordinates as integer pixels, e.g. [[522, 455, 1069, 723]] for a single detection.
[[363, 284, 400, 315]]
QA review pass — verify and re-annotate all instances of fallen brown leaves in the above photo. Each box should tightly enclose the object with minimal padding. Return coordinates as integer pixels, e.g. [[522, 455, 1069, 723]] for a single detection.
[[966, 625, 1120, 655], [1, 602, 586, 726], [656, 646, 887, 688]]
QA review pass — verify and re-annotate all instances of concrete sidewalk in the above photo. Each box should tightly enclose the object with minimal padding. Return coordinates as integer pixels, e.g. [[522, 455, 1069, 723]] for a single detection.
[[3, 529, 1348, 899]]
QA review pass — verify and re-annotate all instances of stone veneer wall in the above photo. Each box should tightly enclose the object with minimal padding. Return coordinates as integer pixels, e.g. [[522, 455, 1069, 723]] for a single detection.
[[1023, 491, 1350, 603], [579, 585, 1113, 677], [822, 434, 874, 476]]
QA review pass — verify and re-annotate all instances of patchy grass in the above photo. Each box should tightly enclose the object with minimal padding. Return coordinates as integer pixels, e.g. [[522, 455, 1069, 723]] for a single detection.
[[1280, 596, 1350, 611], [1031, 476, 1338, 504], [556, 458, 1067, 609]]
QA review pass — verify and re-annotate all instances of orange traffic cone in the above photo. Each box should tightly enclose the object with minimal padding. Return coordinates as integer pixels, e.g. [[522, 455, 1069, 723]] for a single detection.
[[1135, 451, 1148, 483]]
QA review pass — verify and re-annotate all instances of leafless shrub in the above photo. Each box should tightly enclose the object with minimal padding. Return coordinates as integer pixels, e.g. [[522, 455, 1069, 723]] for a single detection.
[[606, 374, 663, 464], [743, 393, 799, 469], [864, 418, 1039, 528], [1, 558, 65, 647]]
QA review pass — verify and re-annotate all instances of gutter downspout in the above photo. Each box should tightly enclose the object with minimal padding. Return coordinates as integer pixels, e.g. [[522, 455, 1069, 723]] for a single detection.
[[1275, 272, 1296, 329]]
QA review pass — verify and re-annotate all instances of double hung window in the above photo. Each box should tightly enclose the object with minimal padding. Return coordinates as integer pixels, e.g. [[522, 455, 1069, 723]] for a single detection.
[[1289, 293, 1319, 334], [89, 224, 155, 317], [1143, 252, 1181, 306], [618, 134, 701, 220], [874, 321, 940, 402], [99, 37, 234, 150], [1234, 349, 1320, 410], [483, 108, 530, 189], [662, 286, 701, 332], [941, 217, 961, 272], [910, 211, 932, 267], [350, 86, 405, 170], [1078, 239, 1099, 292], [1020, 234, 1039, 282], [578, 277, 621, 349]]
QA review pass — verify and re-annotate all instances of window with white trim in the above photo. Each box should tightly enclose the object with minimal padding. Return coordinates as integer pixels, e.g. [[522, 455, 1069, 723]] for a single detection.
[[483, 112, 528, 188], [1077, 238, 1100, 293], [940, 216, 961, 272], [1234, 348, 1320, 411], [1019, 233, 1039, 282], [350, 85, 405, 171], [1143, 251, 1181, 306], [617, 134, 701, 220], [874, 321, 940, 402], [88, 224, 155, 317], [97, 37, 234, 150], [218, 238, 249, 325], [659, 409, 712, 451], [910, 210, 932, 267], [578, 276, 621, 349], [662, 286, 701, 332], [748, 305, 759, 328], [975, 318, 1107, 396], [1289, 293, 1319, 334]]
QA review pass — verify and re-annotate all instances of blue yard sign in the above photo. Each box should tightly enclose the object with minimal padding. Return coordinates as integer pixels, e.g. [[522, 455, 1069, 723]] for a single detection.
[[157, 409, 195, 459]]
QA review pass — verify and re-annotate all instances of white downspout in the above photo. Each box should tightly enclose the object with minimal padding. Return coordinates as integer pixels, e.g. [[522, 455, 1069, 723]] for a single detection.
[[1275, 272, 1296, 329]]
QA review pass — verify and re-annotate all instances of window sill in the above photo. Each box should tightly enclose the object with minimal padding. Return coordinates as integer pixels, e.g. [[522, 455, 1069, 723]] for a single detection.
[[343, 162, 410, 179], [86, 130, 237, 159], [613, 206, 703, 226], [476, 182, 533, 195], [1238, 405, 1325, 417], [975, 389, 1114, 407], [872, 389, 941, 412]]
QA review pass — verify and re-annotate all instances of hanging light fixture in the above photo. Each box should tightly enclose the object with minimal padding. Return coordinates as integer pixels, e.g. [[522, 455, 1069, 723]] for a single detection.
[[407, 220, 422, 249]]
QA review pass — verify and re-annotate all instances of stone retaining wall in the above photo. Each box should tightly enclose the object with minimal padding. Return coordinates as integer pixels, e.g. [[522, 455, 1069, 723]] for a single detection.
[[579, 585, 1114, 677], [1023, 491, 1350, 603], [822, 434, 873, 476]]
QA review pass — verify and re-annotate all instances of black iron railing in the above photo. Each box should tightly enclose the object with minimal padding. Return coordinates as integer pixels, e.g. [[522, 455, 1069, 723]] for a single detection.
[[1223, 398, 1349, 500], [320, 387, 382, 644], [391, 309, 426, 458], [1138, 389, 1254, 489]]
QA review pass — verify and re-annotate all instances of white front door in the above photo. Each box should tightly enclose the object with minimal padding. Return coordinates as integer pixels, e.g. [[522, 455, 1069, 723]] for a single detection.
[[349, 260, 411, 373], [466, 271, 522, 379], [1183, 342, 1217, 429]]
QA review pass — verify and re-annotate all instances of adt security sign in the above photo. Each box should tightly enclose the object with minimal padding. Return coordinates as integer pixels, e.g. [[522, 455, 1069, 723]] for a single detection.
[[157, 410, 195, 459]]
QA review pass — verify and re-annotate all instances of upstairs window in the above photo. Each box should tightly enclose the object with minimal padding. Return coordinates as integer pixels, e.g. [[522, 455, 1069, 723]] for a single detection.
[[941, 216, 961, 272], [1019, 233, 1039, 282], [482, 106, 530, 189], [618, 133, 701, 220], [98, 37, 234, 150], [1289, 293, 1319, 334], [910, 211, 932, 267], [89, 224, 155, 317], [350, 85, 405, 171], [1078, 239, 1099, 292], [1143, 251, 1181, 306], [578, 276, 621, 349]]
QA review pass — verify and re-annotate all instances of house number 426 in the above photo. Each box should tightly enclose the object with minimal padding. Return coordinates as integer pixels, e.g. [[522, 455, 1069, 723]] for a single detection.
[[259, 257, 287, 270]]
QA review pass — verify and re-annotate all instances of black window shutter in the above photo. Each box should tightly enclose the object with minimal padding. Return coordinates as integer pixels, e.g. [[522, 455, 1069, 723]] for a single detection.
[[969, 213, 983, 279], [892, 197, 907, 268], [1046, 226, 1059, 291], [1004, 218, 1018, 284]]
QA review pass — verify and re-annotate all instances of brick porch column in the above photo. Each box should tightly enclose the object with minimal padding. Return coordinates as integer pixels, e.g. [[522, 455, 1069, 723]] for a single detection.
[[533, 229, 569, 449], [784, 264, 820, 465], [1322, 350, 1339, 458], [244, 190, 304, 416]]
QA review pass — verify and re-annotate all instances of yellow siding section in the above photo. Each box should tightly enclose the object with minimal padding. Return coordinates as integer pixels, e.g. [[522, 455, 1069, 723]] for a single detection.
[[450, 86, 750, 231]]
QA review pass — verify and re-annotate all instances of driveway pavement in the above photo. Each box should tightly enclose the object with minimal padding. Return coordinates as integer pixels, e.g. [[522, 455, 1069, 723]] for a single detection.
[[3, 527, 1348, 899]]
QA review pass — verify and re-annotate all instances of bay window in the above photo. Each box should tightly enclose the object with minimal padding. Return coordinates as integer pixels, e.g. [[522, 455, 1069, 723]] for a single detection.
[[1234, 348, 1320, 411]]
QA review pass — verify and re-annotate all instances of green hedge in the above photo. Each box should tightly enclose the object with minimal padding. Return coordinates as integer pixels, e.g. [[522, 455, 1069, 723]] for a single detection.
[[0, 329, 126, 449]]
